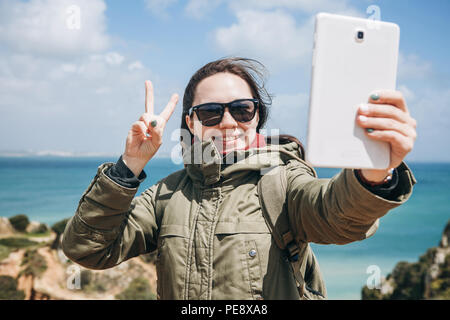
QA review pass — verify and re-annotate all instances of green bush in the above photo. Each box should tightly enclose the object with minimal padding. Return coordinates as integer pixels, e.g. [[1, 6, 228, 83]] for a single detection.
[[361, 286, 384, 300], [51, 218, 70, 249], [0, 237, 39, 249], [115, 277, 156, 300], [429, 253, 450, 299], [389, 261, 428, 300], [0, 245, 11, 261], [0, 276, 25, 300], [8, 214, 30, 232], [51, 218, 69, 235]]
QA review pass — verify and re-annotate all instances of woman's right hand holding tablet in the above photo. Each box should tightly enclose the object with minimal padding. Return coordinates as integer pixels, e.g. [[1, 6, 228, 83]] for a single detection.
[[122, 80, 179, 177]]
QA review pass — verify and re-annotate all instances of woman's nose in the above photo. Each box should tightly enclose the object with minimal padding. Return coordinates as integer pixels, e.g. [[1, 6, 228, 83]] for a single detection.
[[219, 108, 238, 128]]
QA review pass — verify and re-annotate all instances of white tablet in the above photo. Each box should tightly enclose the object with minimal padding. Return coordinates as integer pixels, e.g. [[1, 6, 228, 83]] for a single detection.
[[306, 13, 400, 169]]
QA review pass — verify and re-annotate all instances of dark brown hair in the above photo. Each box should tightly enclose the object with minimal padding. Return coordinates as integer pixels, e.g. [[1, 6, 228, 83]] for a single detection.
[[267, 134, 306, 160]]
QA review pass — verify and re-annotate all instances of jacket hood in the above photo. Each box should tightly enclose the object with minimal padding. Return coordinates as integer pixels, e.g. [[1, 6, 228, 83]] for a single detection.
[[182, 137, 307, 186]]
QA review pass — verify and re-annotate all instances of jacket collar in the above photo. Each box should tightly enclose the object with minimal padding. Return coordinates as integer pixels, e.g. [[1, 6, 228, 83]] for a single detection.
[[183, 137, 303, 186]]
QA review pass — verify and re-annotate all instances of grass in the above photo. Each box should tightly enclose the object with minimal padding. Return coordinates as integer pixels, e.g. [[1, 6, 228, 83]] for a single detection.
[[0, 237, 39, 249], [24, 230, 52, 238]]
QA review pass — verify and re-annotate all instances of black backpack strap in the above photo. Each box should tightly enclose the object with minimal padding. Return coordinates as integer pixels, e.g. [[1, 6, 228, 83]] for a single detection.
[[257, 165, 310, 298]]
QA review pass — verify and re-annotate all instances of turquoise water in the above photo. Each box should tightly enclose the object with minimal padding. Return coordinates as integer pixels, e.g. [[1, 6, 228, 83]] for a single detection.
[[1, 157, 449, 299]]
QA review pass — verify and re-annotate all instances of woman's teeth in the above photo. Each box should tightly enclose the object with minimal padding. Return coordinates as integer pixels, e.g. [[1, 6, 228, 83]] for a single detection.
[[222, 136, 238, 142]]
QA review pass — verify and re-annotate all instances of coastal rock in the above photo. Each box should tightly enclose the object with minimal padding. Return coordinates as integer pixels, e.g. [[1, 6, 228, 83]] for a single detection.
[[0, 243, 157, 300], [26, 221, 49, 234], [32, 246, 157, 300], [0, 217, 158, 300], [362, 219, 450, 300], [440, 222, 450, 248], [0, 217, 15, 237]]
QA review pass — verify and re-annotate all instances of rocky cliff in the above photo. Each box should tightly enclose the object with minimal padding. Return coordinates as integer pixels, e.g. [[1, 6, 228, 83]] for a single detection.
[[0, 216, 158, 300], [362, 219, 450, 300]]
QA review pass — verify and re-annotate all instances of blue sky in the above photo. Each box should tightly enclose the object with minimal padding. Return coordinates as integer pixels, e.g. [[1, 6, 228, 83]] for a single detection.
[[0, 0, 449, 161]]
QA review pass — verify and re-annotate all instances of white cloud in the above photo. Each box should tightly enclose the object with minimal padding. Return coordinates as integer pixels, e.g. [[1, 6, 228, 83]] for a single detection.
[[145, 0, 178, 18], [404, 86, 450, 162], [128, 61, 144, 71], [0, 48, 153, 153], [61, 64, 78, 73], [185, 0, 222, 19], [227, 0, 355, 15], [213, 10, 315, 71], [265, 92, 310, 139], [147, 0, 223, 20], [0, 0, 109, 57], [95, 86, 111, 95], [398, 52, 433, 81], [105, 52, 125, 65], [211, 0, 363, 72], [184, 0, 359, 20], [398, 84, 416, 101], [0, 1, 157, 155], [380, 53, 448, 161]]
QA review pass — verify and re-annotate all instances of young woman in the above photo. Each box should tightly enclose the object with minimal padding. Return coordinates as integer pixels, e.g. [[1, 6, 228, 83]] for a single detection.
[[62, 57, 417, 300]]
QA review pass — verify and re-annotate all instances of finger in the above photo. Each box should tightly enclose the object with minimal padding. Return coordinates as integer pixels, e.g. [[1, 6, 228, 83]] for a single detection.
[[159, 93, 179, 123], [357, 115, 416, 139], [131, 121, 149, 139], [145, 80, 154, 114], [369, 90, 409, 114], [139, 113, 164, 132], [135, 117, 163, 142], [139, 113, 153, 128], [358, 103, 416, 127], [365, 129, 414, 154], [147, 117, 163, 145]]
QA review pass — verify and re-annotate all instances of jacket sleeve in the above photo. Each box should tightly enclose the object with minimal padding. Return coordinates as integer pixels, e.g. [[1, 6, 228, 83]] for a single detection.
[[286, 161, 416, 245], [61, 163, 159, 270]]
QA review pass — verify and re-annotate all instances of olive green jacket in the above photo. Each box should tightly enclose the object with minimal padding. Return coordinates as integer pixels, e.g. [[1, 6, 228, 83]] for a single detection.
[[62, 140, 416, 300]]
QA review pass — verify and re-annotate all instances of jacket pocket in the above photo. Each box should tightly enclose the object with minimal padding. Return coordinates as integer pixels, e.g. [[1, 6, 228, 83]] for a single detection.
[[156, 224, 189, 299], [215, 221, 271, 300]]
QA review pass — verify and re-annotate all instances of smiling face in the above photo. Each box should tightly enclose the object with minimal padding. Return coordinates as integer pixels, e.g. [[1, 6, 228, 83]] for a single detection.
[[185, 72, 259, 154]]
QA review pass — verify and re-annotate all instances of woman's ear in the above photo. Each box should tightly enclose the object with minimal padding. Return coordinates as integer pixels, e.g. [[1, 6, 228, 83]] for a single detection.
[[185, 114, 194, 135]]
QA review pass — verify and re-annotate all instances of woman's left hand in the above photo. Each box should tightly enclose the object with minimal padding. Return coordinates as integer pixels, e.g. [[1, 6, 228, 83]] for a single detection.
[[356, 90, 417, 183]]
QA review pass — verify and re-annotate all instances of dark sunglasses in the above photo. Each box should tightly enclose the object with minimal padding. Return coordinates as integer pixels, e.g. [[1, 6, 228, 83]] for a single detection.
[[189, 99, 259, 127]]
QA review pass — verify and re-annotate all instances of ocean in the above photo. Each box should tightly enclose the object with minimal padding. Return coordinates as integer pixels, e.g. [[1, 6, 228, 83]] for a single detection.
[[1, 157, 449, 299]]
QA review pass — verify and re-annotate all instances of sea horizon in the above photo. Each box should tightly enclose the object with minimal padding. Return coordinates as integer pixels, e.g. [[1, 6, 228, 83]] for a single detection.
[[1, 151, 450, 164]]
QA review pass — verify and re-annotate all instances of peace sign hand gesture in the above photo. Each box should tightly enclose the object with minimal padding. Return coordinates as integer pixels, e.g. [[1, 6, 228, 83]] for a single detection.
[[122, 80, 179, 177]]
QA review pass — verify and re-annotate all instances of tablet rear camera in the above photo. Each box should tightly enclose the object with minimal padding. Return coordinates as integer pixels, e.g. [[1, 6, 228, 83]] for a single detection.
[[357, 31, 364, 40]]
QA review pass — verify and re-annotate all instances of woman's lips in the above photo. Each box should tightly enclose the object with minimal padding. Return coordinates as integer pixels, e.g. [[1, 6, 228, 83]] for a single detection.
[[215, 135, 241, 144], [211, 135, 246, 153]]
